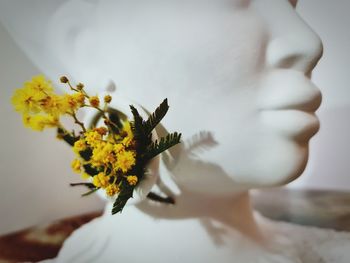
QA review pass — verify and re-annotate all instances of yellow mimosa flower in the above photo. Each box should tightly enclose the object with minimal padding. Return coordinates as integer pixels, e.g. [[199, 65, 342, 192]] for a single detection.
[[115, 150, 136, 173], [71, 159, 82, 173], [122, 121, 133, 139], [106, 184, 120, 197], [61, 93, 85, 113], [94, 127, 108, 136], [22, 114, 59, 131], [11, 87, 41, 114], [81, 173, 90, 180], [73, 139, 87, 154], [92, 172, 110, 189], [89, 96, 100, 107], [126, 175, 138, 186], [113, 143, 125, 153], [91, 142, 114, 166], [85, 130, 102, 147], [24, 75, 54, 95], [122, 136, 133, 147]]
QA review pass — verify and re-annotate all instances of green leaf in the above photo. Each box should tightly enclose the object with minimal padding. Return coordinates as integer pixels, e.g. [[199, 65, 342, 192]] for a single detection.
[[79, 148, 92, 161], [107, 107, 130, 134], [70, 182, 95, 189], [57, 127, 79, 146], [82, 164, 99, 176], [130, 105, 146, 140], [108, 111, 122, 134], [143, 99, 169, 135], [112, 181, 134, 214], [145, 132, 182, 160], [81, 187, 100, 197], [147, 191, 175, 204], [112, 192, 133, 214]]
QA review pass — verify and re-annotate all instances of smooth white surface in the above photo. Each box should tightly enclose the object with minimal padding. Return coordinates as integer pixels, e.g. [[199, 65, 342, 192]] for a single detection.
[[49, 207, 350, 263]]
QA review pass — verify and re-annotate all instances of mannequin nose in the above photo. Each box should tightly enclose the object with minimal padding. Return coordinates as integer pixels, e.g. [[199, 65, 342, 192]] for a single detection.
[[266, 32, 323, 74], [262, 1, 324, 74]]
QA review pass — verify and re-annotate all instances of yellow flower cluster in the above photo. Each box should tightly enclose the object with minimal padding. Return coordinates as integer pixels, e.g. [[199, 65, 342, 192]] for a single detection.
[[22, 114, 59, 132], [11, 75, 87, 131], [72, 121, 138, 197], [93, 172, 111, 188], [12, 75, 139, 199], [127, 175, 138, 186], [71, 159, 82, 173]]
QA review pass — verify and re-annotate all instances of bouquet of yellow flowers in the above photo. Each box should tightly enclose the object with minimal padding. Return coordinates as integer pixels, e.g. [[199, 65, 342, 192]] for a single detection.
[[11, 75, 181, 214]]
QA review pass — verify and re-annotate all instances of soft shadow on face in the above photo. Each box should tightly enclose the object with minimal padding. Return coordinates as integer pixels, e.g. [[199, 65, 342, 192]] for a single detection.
[[134, 126, 262, 241], [135, 122, 253, 214]]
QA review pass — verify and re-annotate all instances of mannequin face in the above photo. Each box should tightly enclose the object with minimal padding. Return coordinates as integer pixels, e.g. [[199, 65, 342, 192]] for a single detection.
[[82, 0, 322, 193], [0, 0, 323, 194]]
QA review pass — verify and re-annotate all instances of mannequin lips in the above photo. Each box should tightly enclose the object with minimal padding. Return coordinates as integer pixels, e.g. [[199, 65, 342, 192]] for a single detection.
[[261, 86, 321, 112], [260, 110, 320, 140], [258, 70, 322, 139], [258, 70, 322, 111]]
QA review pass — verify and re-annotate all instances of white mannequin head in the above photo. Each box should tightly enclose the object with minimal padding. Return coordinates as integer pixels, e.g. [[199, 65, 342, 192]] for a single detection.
[[89, 0, 323, 196], [0, 0, 323, 196]]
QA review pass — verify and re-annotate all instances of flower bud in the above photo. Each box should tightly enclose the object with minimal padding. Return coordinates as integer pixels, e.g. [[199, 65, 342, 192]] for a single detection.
[[60, 76, 69, 83], [89, 96, 100, 107], [77, 83, 84, 90], [104, 95, 112, 103], [94, 127, 108, 135]]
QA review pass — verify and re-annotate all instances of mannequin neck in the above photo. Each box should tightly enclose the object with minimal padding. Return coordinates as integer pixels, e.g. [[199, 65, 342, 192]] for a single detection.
[[131, 128, 265, 243], [136, 190, 264, 243]]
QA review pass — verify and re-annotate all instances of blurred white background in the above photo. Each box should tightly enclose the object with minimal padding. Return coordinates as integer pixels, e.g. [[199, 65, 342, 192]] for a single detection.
[[0, 0, 349, 235], [0, 21, 104, 235]]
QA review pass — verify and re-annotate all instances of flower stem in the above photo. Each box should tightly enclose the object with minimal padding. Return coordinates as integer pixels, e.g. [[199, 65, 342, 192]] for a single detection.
[[70, 112, 86, 132]]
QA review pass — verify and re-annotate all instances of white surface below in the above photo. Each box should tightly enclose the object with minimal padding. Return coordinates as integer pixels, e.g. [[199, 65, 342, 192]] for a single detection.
[[42, 207, 350, 263]]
